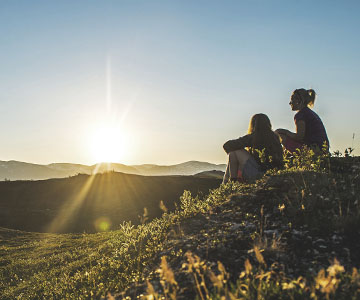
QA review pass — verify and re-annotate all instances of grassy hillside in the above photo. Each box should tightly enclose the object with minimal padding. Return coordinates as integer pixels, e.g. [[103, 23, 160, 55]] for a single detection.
[[0, 172, 221, 233], [0, 155, 359, 299]]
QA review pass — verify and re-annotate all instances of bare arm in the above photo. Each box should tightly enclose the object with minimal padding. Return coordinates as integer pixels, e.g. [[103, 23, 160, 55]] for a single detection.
[[287, 120, 305, 141], [276, 120, 305, 142]]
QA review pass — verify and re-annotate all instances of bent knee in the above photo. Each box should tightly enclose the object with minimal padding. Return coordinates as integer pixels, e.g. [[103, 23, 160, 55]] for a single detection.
[[229, 149, 247, 158], [229, 149, 252, 165], [228, 149, 248, 155]]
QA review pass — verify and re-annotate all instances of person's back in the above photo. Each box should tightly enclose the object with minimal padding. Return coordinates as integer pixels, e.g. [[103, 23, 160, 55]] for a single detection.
[[248, 131, 284, 171], [223, 113, 284, 183], [295, 106, 329, 150]]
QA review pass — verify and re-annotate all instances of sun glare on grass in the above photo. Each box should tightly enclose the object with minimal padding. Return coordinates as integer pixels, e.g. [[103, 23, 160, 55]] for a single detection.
[[89, 123, 128, 163], [95, 217, 112, 232]]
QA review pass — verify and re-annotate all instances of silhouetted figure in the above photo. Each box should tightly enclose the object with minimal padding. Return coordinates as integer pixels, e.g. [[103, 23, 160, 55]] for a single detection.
[[276, 89, 329, 153], [223, 113, 284, 184]]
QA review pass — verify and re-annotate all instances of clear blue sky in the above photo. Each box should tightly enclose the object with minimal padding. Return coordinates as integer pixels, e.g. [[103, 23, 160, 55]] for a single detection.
[[1, 0, 359, 165]]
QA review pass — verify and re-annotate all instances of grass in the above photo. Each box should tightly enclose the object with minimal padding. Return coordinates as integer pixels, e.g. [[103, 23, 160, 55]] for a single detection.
[[0, 181, 242, 299], [1, 150, 360, 299]]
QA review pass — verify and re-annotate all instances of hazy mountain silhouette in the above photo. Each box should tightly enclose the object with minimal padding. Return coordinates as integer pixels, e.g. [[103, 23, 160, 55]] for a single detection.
[[0, 171, 221, 233], [0, 160, 226, 181]]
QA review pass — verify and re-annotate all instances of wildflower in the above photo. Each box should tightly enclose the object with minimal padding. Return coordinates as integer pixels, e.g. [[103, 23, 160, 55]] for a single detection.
[[282, 282, 295, 290], [244, 259, 252, 275], [254, 246, 266, 266], [278, 203, 285, 212], [327, 258, 345, 276], [159, 200, 168, 213]]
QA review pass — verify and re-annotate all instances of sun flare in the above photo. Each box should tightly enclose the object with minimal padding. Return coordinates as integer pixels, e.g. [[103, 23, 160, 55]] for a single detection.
[[89, 123, 128, 163]]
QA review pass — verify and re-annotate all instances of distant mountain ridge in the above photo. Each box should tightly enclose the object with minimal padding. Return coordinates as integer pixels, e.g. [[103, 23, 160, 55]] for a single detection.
[[0, 160, 226, 181]]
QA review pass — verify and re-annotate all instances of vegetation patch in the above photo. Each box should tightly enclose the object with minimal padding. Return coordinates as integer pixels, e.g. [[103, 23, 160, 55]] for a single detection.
[[1, 151, 360, 299]]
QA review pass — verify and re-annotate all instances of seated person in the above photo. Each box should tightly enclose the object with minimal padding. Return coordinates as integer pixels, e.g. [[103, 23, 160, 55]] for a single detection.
[[276, 88, 329, 153], [223, 113, 284, 183]]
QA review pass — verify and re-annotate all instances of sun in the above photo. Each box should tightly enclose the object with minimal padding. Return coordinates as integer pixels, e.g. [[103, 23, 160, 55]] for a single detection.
[[89, 123, 127, 163]]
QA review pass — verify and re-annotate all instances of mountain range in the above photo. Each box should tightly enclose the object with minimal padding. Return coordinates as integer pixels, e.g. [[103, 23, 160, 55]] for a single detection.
[[0, 160, 226, 181]]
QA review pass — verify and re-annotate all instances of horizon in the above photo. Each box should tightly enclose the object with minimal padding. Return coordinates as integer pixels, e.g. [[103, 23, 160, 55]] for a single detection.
[[0, 158, 226, 167], [1, 0, 359, 165]]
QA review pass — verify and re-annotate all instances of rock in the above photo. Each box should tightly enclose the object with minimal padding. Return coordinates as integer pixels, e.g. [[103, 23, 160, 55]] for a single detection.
[[230, 223, 241, 231], [313, 239, 326, 244], [264, 229, 278, 236]]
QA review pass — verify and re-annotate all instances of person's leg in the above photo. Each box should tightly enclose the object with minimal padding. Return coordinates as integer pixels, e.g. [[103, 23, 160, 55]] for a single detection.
[[224, 150, 253, 182], [279, 134, 304, 153], [223, 151, 242, 184], [222, 159, 231, 184], [222, 151, 240, 184], [229, 151, 240, 179], [233, 149, 253, 168]]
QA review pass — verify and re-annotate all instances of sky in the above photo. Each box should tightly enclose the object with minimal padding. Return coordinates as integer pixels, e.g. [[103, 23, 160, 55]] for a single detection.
[[1, 0, 359, 165]]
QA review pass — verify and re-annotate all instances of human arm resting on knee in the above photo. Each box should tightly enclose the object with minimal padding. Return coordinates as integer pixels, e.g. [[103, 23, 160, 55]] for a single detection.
[[223, 134, 252, 154]]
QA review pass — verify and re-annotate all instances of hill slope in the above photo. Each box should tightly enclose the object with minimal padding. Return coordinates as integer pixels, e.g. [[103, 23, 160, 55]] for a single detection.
[[1, 157, 359, 299], [0, 172, 221, 233]]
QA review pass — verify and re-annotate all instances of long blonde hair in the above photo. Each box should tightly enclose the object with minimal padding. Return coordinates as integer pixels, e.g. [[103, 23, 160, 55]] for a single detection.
[[247, 113, 283, 165]]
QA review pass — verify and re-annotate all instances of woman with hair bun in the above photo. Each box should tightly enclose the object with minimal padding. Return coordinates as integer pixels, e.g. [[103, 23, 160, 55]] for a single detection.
[[276, 88, 329, 153], [223, 113, 284, 183]]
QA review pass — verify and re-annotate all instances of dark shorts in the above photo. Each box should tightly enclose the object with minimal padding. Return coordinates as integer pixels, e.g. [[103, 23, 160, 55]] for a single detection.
[[238, 156, 263, 182]]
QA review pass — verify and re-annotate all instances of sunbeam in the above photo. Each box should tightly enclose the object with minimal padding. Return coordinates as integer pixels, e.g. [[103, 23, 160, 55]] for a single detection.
[[46, 164, 102, 233]]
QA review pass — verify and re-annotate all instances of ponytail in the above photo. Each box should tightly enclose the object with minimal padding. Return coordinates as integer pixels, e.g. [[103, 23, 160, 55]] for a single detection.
[[307, 89, 316, 107], [295, 88, 317, 107]]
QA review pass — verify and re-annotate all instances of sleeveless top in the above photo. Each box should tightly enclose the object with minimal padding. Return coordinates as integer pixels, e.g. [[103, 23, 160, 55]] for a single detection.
[[294, 107, 329, 150]]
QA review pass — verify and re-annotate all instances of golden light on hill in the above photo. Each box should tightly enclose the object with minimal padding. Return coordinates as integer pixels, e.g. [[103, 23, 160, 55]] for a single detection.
[[46, 164, 100, 233]]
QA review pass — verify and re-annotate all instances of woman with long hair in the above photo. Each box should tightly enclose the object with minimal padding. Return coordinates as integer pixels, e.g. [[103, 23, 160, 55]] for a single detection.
[[276, 88, 329, 153], [223, 113, 284, 183]]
